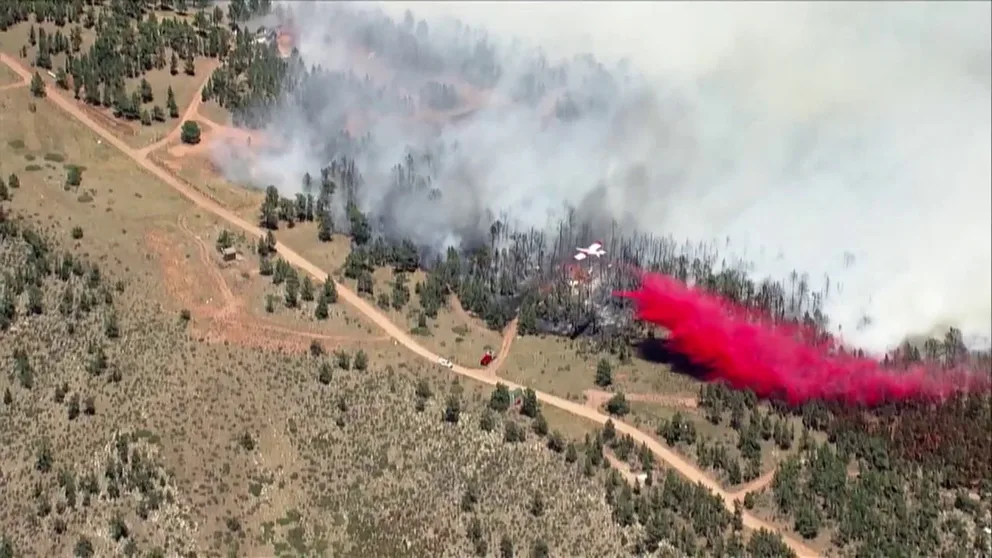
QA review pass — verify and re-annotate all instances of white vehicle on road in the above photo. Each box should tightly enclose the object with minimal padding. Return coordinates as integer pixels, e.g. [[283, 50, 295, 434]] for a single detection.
[[438, 357, 453, 369]]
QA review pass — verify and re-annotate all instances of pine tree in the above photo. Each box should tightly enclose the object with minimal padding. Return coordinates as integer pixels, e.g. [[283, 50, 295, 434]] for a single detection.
[[101, 82, 114, 108], [139, 78, 153, 103], [520, 388, 539, 418], [128, 91, 142, 120], [112, 86, 130, 118], [170, 52, 178, 75], [184, 53, 195, 76], [317, 215, 333, 242], [323, 279, 338, 303], [55, 68, 68, 89], [166, 86, 179, 118], [72, 72, 83, 99], [35, 28, 52, 69], [30, 72, 46, 98], [70, 26, 82, 52], [301, 276, 314, 301], [354, 350, 368, 371], [283, 272, 299, 308], [595, 358, 613, 387], [315, 293, 329, 320], [180, 121, 201, 144]]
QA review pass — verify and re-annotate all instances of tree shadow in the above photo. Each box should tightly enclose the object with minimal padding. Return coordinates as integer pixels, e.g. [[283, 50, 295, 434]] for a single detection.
[[635, 336, 714, 381]]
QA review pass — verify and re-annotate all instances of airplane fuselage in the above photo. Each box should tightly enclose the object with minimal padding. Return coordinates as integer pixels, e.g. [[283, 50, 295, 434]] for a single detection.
[[573, 243, 606, 261]]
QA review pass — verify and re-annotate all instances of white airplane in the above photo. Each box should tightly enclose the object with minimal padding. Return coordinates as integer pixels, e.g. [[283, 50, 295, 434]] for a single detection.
[[573, 241, 606, 261]]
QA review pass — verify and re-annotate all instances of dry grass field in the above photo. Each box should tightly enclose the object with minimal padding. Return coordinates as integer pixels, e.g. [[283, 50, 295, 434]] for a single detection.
[[198, 99, 231, 127], [499, 334, 700, 403], [150, 134, 264, 215], [1, 87, 191, 276]]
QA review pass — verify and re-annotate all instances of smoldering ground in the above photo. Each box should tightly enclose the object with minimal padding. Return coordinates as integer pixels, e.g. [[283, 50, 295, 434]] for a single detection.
[[212, 1, 991, 355]]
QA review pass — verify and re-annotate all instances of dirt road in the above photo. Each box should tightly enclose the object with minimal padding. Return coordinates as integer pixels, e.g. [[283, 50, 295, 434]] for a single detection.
[[0, 72, 27, 91], [137, 60, 218, 157], [489, 318, 518, 375], [583, 389, 699, 411], [0, 53, 816, 556], [177, 214, 239, 319], [730, 468, 777, 500], [450, 295, 518, 375]]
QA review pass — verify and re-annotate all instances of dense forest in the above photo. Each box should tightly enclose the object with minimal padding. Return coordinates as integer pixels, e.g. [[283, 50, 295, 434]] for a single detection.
[[689, 383, 991, 553]]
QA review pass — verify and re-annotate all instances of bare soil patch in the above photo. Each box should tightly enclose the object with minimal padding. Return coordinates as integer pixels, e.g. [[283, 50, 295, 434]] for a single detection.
[[145, 216, 388, 353]]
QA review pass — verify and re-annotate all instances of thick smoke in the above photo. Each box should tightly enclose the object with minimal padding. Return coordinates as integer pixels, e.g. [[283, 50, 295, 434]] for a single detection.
[[214, 1, 991, 354]]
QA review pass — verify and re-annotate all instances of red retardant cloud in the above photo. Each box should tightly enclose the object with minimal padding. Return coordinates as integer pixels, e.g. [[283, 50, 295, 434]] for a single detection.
[[615, 272, 989, 407]]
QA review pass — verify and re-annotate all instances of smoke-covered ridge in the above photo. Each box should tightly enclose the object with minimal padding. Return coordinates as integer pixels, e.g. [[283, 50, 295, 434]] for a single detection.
[[214, 1, 992, 355]]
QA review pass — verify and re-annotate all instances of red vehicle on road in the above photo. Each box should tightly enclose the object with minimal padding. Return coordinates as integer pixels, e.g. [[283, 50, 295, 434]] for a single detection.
[[479, 350, 494, 367]]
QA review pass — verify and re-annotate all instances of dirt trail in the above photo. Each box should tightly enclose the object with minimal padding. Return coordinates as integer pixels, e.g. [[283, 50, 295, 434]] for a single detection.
[[0, 69, 28, 91], [589, 389, 776, 497], [450, 295, 517, 375], [138, 60, 218, 157], [149, 225, 373, 353], [0, 53, 816, 557], [583, 389, 699, 411], [604, 450, 641, 486], [730, 468, 777, 499], [490, 318, 518, 374], [177, 215, 239, 319], [175, 213, 387, 344]]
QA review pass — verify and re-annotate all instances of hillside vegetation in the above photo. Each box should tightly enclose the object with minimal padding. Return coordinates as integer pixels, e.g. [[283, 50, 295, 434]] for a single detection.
[[1, 1, 990, 557]]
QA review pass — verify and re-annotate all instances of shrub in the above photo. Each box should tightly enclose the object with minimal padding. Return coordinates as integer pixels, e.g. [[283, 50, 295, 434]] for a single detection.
[[180, 120, 201, 145]]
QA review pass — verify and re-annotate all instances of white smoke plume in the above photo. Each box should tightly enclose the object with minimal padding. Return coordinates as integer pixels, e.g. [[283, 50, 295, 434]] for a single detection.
[[215, 1, 992, 354]]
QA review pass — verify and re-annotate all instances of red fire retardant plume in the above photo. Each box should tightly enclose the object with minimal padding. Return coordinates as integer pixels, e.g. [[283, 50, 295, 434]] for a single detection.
[[615, 272, 990, 407]]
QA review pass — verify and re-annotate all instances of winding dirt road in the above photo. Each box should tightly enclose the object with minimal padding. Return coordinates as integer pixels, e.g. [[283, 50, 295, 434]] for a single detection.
[[0, 53, 815, 556]]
